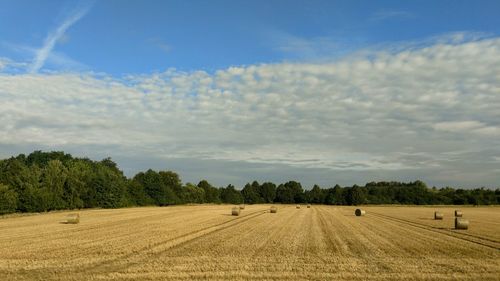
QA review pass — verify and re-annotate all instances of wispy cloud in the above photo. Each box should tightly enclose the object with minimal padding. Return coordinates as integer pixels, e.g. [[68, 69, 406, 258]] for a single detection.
[[370, 9, 415, 22], [148, 37, 172, 53], [2, 42, 87, 72], [28, 4, 92, 73], [0, 57, 28, 74], [267, 30, 351, 60]]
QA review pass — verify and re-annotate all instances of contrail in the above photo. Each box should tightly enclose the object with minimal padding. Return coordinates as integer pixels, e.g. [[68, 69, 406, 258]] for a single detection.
[[29, 4, 91, 73]]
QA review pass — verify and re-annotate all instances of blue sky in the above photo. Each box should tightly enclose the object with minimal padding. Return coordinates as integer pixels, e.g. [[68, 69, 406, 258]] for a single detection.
[[1, 0, 499, 74], [0, 1, 499, 188]]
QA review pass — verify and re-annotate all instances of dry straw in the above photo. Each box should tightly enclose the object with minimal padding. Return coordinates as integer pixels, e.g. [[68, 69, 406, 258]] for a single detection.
[[455, 210, 463, 217], [270, 206, 277, 213], [307, 204, 311, 208], [231, 207, 240, 216], [65, 213, 80, 224], [239, 204, 245, 210], [455, 218, 469, 230], [296, 205, 301, 209], [434, 211, 443, 220], [355, 209, 366, 216]]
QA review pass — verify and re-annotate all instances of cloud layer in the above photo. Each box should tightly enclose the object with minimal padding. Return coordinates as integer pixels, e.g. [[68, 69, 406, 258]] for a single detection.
[[1, 36, 499, 187]]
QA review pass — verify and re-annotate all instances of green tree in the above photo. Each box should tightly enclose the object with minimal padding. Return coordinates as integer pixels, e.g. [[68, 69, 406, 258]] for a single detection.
[[0, 158, 43, 212], [64, 160, 93, 209], [347, 185, 366, 205], [159, 171, 182, 203], [26, 150, 73, 167], [135, 170, 177, 206], [41, 160, 68, 210], [308, 184, 325, 204], [276, 181, 304, 203], [220, 184, 243, 204], [198, 180, 220, 203], [127, 180, 153, 206], [242, 182, 262, 204], [0, 184, 17, 214], [182, 183, 205, 203], [91, 163, 128, 208], [259, 182, 276, 203]]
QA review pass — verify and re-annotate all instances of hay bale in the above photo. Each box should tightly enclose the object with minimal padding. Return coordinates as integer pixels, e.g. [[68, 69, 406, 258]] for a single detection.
[[455, 218, 469, 230], [296, 205, 301, 209], [239, 204, 245, 210], [231, 207, 240, 216], [355, 209, 365, 216], [434, 211, 443, 220], [65, 213, 80, 224], [454, 210, 463, 217], [270, 206, 278, 213], [307, 204, 311, 208]]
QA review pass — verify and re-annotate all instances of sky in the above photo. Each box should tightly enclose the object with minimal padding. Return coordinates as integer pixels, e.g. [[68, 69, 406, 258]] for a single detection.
[[0, 0, 499, 188]]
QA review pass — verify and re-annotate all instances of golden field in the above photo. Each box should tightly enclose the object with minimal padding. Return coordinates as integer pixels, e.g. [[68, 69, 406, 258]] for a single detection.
[[0, 205, 499, 280]]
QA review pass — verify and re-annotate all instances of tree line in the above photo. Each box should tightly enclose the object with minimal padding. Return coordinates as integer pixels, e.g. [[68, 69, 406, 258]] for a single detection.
[[0, 151, 498, 215]]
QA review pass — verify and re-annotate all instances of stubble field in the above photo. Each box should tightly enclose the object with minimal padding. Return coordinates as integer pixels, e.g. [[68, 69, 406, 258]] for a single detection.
[[0, 204, 499, 280]]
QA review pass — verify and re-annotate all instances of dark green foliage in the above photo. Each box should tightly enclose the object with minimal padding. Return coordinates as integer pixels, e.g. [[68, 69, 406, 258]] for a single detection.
[[346, 185, 366, 206], [63, 160, 90, 209], [0, 151, 498, 216], [91, 163, 128, 208], [127, 180, 153, 206], [305, 184, 326, 204], [259, 182, 277, 203], [0, 183, 17, 214], [181, 183, 205, 203], [324, 185, 345, 205], [275, 181, 304, 203], [220, 184, 244, 204], [25, 150, 74, 167], [159, 171, 183, 201], [242, 181, 263, 204], [41, 160, 68, 210], [198, 180, 220, 203], [134, 169, 178, 206], [0, 159, 43, 212]]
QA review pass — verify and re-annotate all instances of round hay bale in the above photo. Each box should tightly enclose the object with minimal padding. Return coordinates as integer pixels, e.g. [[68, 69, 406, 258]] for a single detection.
[[270, 206, 278, 213], [231, 207, 240, 216], [65, 213, 80, 224], [454, 210, 463, 217], [307, 204, 311, 208], [239, 204, 245, 210], [296, 205, 301, 209], [434, 211, 443, 220], [455, 218, 469, 230], [355, 209, 365, 216]]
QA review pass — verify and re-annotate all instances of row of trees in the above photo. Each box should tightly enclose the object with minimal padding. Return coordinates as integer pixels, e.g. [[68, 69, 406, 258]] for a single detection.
[[0, 151, 498, 215]]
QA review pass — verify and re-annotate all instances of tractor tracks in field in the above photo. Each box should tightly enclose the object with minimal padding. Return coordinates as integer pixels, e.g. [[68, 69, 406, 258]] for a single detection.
[[82, 207, 270, 274], [150, 208, 270, 255], [8, 210, 196, 258], [368, 211, 500, 251]]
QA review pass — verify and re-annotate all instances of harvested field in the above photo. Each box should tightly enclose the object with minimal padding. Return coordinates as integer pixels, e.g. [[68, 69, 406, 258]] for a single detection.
[[0, 205, 499, 280]]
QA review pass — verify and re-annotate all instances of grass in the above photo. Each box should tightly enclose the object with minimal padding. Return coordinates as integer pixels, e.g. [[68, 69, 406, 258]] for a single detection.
[[0, 205, 498, 280]]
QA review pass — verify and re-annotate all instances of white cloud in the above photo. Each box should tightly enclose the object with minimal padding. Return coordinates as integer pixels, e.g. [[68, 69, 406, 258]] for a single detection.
[[434, 121, 484, 132], [28, 4, 91, 73], [1, 36, 499, 186]]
